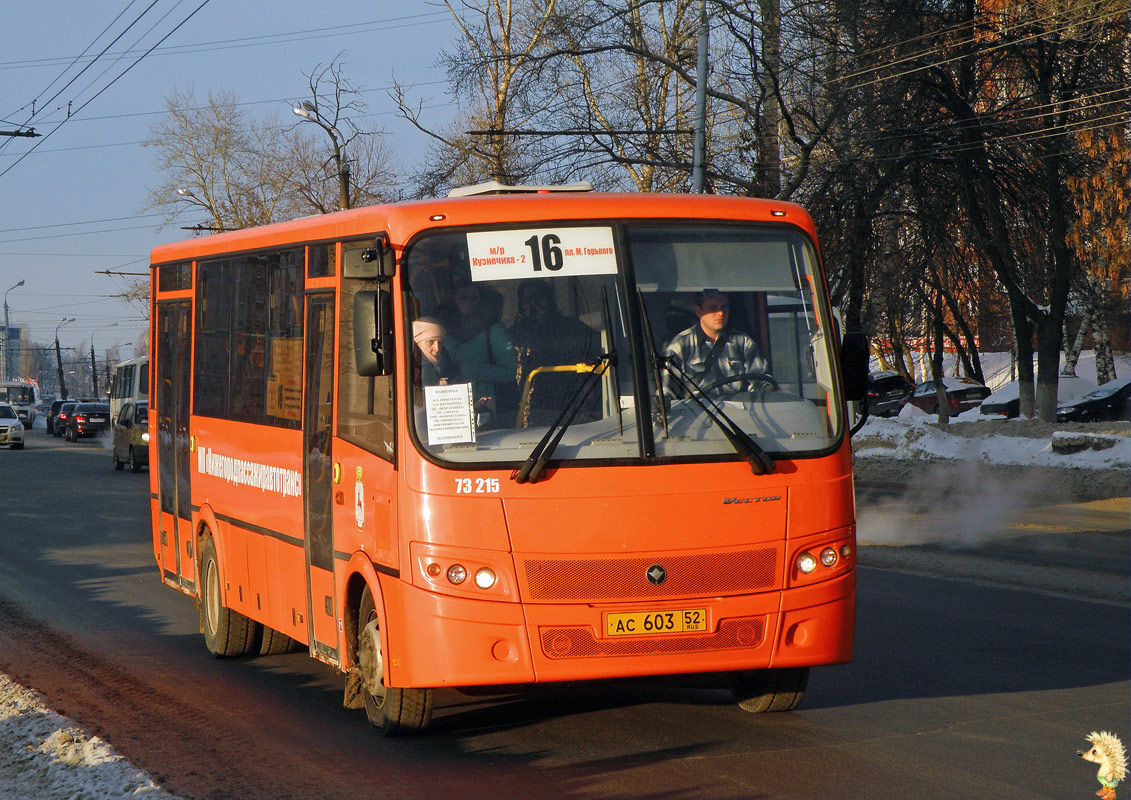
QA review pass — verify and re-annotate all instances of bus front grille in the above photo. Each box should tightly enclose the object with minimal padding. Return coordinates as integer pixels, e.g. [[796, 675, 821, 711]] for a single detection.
[[521, 548, 778, 601], [540, 617, 766, 659]]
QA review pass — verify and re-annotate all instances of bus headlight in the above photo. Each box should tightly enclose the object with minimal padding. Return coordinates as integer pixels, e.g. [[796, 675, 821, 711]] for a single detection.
[[446, 564, 467, 585], [819, 547, 838, 567], [474, 568, 496, 589], [796, 552, 818, 574]]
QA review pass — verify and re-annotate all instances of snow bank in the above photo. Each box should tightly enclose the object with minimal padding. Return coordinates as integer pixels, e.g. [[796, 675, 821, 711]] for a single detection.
[[0, 673, 181, 800], [854, 408, 1130, 471]]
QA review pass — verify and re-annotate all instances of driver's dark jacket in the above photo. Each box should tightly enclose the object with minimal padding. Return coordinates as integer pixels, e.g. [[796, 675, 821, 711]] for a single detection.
[[662, 324, 766, 399]]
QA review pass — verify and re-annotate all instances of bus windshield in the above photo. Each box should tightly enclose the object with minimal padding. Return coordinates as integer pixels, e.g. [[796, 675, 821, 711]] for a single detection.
[[403, 222, 842, 466], [0, 385, 35, 405]]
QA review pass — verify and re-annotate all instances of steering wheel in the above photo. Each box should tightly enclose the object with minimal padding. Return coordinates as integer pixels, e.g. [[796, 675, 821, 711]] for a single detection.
[[699, 371, 779, 396]]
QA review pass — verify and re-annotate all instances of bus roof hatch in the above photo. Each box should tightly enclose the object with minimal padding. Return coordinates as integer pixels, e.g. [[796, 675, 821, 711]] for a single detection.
[[447, 180, 593, 198]]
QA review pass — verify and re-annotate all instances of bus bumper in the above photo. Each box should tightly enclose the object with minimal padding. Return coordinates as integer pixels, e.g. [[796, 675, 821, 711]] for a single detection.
[[381, 569, 854, 689]]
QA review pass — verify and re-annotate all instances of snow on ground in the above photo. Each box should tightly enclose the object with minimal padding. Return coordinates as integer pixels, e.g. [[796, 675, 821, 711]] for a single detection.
[[0, 673, 181, 799], [855, 402, 1130, 471]]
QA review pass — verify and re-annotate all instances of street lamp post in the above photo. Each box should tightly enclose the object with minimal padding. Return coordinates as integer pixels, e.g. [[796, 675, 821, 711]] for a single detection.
[[293, 101, 350, 210], [55, 317, 75, 400], [3, 279, 25, 380], [90, 322, 119, 398]]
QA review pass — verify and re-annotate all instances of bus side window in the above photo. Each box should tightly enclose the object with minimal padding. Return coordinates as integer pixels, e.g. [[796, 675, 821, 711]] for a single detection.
[[339, 243, 395, 461]]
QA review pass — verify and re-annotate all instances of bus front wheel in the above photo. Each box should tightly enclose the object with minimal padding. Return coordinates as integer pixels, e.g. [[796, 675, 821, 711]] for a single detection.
[[729, 667, 809, 713], [199, 534, 257, 657], [357, 587, 433, 735]]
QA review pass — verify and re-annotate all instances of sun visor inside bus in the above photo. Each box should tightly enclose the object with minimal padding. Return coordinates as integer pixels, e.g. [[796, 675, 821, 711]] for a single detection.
[[630, 234, 798, 292]]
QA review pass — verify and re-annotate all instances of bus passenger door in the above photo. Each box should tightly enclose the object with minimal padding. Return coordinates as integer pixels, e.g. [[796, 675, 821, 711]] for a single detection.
[[304, 294, 339, 660], [155, 301, 195, 591]]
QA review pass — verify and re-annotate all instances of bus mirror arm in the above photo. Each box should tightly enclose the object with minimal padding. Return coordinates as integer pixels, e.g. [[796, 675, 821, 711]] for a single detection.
[[359, 233, 397, 279]]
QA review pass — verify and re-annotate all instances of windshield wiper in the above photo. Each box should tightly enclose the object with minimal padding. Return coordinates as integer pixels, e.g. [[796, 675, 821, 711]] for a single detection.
[[661, 358, 776, 475], [513, 353, 614, 484]]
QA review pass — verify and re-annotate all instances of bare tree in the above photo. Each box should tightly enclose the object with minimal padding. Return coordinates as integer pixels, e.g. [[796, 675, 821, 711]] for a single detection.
[[145, 59, 398, 232], [290, 57, 400, 212], [394, 0, 559, 196], [144, 87, 301, 231]]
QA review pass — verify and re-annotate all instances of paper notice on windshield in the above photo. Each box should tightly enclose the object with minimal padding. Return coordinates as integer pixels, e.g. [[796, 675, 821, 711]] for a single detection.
[[425, 382, 477, 445], [466, 227, 617, 282]]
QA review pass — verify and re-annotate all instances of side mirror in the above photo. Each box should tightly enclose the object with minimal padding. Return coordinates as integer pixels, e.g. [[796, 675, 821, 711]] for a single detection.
[[353, 289, 395, 377], [344, 232, 396, 279], [839, 331, 869, 402]]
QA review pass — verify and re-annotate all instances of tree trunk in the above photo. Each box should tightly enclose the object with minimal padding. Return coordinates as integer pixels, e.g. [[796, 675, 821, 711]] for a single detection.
[[1012, 304, 1036, 417], [931, 294, 950, 425], [1060, 305, 1091, 377], [1095, 315, 1116, 384]]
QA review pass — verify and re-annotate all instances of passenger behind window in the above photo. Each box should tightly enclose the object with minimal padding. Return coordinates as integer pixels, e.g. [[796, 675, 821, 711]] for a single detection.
[[507, 279, 598, 427], [448, 282, 518, 426], [413, 317, 461, 388]]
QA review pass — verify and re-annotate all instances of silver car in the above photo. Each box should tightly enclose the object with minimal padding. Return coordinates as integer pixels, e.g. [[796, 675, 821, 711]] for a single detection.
[[0, 402, 25, 450]]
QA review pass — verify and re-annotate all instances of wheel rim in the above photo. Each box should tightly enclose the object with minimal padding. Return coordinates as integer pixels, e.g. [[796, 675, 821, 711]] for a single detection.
[[358, 612, 386, 706], [203, 558, 220, 636]]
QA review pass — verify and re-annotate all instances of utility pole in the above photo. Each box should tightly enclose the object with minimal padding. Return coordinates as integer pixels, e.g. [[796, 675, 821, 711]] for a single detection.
[[691, 0, 709, 193], [54, 317, 74, 399], [56, 338, 67, 401], [90, 343, 98, 398], [4, 280, 25, 380]]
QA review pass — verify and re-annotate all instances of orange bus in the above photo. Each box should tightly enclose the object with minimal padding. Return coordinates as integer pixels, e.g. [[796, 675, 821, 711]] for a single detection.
[[148, 183, 868, 735]]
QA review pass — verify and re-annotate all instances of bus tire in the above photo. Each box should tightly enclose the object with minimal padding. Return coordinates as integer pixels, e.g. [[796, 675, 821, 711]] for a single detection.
[[357, 586, 433, 735], [199, 534, 256, 657], [258, 625, 300, 656], [728, 667, 809, 713]]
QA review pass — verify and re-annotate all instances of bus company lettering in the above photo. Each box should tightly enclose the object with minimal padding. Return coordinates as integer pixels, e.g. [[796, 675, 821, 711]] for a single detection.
[[196, 446, 302, 498]]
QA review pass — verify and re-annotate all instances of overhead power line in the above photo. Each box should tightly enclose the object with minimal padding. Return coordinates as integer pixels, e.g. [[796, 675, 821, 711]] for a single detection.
[[0, 0, 213, 181]]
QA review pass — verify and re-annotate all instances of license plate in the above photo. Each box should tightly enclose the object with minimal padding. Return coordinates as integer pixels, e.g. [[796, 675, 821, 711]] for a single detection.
[[606, 608, 707, 637], [90, 416, 106, 422]]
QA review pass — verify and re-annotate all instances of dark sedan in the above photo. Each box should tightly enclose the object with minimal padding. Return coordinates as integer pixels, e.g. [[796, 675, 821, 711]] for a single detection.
[[1056, 377, 1131, 422], [54, 402, 78, 437], [65, 402, 112, 441], [866, 371, 912, 417], [904, 377, 990, 415]]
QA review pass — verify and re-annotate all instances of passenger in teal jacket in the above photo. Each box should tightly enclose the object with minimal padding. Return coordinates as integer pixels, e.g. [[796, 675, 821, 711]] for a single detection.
[[448, 283, 518, 425]]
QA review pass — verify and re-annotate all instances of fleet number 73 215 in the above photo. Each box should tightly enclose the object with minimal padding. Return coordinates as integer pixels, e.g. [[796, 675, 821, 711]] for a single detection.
[[455, 478, 500, 494]]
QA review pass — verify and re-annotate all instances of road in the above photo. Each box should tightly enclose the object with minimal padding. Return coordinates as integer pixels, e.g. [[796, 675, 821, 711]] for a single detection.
[[0, 430, 1127, 800]]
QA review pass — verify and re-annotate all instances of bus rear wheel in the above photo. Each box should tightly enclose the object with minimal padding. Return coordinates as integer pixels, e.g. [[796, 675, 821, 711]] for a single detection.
[[357, 587, 433, 735], [199, 534, 257, 657], [728, 667, 809, 713]]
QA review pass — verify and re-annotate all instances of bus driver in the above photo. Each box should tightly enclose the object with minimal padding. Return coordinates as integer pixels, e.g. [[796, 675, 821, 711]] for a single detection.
[[662, 289, 770, 400]]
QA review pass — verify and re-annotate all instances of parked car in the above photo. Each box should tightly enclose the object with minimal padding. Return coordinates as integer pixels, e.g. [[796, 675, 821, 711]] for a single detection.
[[0, 402, 24, 449], [980, 375, 1096, 419], [866, 371, 912, 417], [112, 401, 149, 472], [1056, 376, 1131, 422], [904, 377, 990, 415], [65, 402, 112, 441], [54, 402, 78, 437]]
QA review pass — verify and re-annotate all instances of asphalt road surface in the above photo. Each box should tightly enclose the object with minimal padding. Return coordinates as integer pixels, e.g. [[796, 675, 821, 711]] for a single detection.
[[0, 430, 1127, 800]]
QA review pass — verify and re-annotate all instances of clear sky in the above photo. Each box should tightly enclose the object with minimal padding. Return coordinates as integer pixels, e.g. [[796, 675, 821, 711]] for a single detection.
[[1, 1, 458, 376]]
